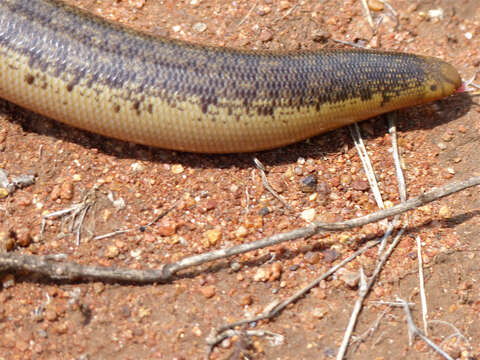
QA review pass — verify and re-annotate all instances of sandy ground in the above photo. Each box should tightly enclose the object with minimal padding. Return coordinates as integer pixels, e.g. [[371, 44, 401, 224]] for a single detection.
[[1, 0, 480, 359]]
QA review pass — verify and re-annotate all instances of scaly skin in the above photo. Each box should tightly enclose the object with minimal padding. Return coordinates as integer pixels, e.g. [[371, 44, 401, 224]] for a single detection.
[[0, 0, 462, 153]]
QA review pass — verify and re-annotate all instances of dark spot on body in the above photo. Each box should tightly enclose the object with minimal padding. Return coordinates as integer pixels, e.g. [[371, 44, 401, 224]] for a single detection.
[[147, 104, 153, 114], [227, 107, 233, 116], [133, 100, 141, 115], [66, 77, 80, 92], [24, 74, 35, 85], [430, 84, 437, 91], [201, 102, 209, 114], [257, 106, 274, 116], [197, 117, 202, 122], [113, 104, 121, 113]]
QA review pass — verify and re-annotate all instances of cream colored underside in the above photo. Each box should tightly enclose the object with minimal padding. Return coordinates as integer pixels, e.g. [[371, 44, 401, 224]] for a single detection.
[[0, 49, 417, 153]]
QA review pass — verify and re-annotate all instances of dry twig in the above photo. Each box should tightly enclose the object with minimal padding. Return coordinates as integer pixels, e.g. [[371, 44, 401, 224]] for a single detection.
[[398, 298, 454, 360], [1, 176, 479, 283], [336, 224, 407, 360], [416, 235, 428, 335]]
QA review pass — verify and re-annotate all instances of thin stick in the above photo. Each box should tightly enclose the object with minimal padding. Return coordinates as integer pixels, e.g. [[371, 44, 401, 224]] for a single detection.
[[416, 236, 428, 335], [336, 224, 406, 360], [0, 176, 479, 283], [360, 0, 375, 29], [398, 298, 454, 360], [350, 124, 384, 209], [215, 239, 381, 334], [388, 114, 407, 202], [254, 158, 291, 210]]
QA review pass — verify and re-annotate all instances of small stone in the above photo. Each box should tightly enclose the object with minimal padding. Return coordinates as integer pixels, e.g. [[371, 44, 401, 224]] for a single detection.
[[0, 231, 15, 252], [192, 325, 202, 337], [235, 225, 248, 238], [105, 245, 120, 258], [367, 0, 384, 11], [253, 267, 271, 282], [203, 228, 221, 247], [130, 162, 145, 172], [340, 174, 352, 186], [192, 22, 207, 33], [230, 262, 242, 272], [157, 218, 178, 236], [93, 282, 105, 294], [304, 251, 320, 265], [352, 179, 369, 191], [50, 185, 61, 200], [279, 1, 290, 11], [199, 285, 215, 299], [16, 229, 32, 247], [337, 268, 360, 288], [240, 295, 253, 306], [300, 208, 316, 222], [312, 307, 328, 319], [45, 308, 58, 321], [1, 274, 15, 288], [72, 174, 82, 182], [171, 164, 184, 174], [0, 188, 9, 198], [256, 5, 271, 16], [312, 30, 331, 43], [437, 142, 447, 150], [439, 205, 452, 218], [54, 322, 68, 334], [322, 248, 339, 263], [258, 207, 270, 216], [270, 262, 282, 281], [60, 181, 74, 200], [442, 132, 454, 142], [259, 30, 273, 42], [300, 174, 317, 193]]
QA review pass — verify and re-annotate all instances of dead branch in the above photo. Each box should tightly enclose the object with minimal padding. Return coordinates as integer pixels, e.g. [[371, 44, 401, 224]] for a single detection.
[[0, 176, 479, 283]]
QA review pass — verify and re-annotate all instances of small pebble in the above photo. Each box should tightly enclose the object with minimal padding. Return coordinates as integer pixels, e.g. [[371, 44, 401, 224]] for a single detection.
[[240, 295, 253, 306], [311, 30, 331, 43], [203, 228, 222, 247], [258, 207, 270, 216], [304, 251, 320, 265], [300, 208, 316, 222], [437, 142, 447, 150], [235, 225, 248, 238], [300, 174, 317, 193], [105, 244, 120, 258], [157, 218, 178, 236], [230, 262, 242, 272], [199, 285, 215, 299], [16, 229, 32, 247], [337, 268, 360, 288], [171, 164, 184, 174], [192, 22, 207, 33], [352, 179, 369, 191], [367, 0, 384, 11]]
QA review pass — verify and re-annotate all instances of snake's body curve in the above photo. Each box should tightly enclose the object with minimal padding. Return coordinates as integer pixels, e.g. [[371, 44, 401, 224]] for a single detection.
[[0, 0, 461, 153]]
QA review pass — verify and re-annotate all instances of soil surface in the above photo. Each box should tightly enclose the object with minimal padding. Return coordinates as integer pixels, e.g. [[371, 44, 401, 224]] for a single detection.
[[1, 0, 480, 359]]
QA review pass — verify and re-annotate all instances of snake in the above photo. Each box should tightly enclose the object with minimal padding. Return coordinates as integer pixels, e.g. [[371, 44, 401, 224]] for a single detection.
[[0, 0, 462, 153]]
